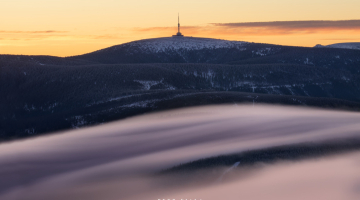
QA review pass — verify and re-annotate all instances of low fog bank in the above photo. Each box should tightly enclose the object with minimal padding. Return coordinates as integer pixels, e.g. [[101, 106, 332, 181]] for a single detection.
[[0, 105, 360, 199], [167, 152, 360, 200]]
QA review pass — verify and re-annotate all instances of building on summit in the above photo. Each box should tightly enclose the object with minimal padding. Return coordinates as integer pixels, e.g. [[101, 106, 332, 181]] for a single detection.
[[173, 14, 184, 37]]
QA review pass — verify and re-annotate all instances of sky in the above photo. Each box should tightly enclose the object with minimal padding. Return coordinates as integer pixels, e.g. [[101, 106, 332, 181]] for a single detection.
[[1, 0, 360, 57]]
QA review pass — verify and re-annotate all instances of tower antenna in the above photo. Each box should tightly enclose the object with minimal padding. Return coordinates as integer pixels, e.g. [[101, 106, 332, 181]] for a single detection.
[[173, 13, 184, 37]]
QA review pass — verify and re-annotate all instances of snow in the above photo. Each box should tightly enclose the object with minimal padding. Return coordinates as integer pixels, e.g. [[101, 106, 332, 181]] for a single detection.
[[120, 99, 160, 108], [134, 80, 161, 90], [71, 116, 87, 128], [207, 70, 215, 78], [86, 94, 146, 107], [292, 98, 303, 104], [304, 58, 313, 65], [286, 85, 295, 95], [327, 43, 360, 50], [342, 76, 350, 81], [121, 37, 248, 53], [252, 86, 256, 92], [315, 43, 360, 50], [48, 102, 59, 110], [25, 128, 35, 135], [167, 85, 176, 90], [253, 48, 273, 56], [24, 104, 36, 111]]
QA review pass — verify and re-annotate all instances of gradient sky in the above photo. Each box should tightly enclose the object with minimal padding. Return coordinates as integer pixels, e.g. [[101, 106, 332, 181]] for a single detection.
[[1, 0, 360, 57]]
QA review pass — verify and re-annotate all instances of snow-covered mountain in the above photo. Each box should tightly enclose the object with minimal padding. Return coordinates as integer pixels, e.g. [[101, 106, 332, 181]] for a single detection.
[[73, 37, 277, 64], [74, 37, 360, 66], [327, 43, 360, 50], [314, 43, 360, 50], [111, 37, 248, 53]]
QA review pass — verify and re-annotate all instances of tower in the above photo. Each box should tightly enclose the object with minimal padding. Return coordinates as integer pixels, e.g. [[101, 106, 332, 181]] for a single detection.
[[173, 13, 184, 37]]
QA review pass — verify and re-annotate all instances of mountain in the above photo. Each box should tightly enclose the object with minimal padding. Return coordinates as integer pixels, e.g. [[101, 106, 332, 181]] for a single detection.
[[73, 37, 360, 69], [1, 37, 360, 141], [72, 37, 249, 64], [314, 42, 360, 50]]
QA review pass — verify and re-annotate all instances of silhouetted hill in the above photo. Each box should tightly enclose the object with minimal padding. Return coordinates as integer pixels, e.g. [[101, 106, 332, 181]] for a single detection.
[[315, 42, 360, 50], [1, 61, 360, 141], [1, 37, 360, 141], [0, 54, 97, 66]]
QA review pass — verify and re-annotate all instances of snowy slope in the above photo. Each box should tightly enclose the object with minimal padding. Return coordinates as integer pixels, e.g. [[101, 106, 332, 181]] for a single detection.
[[74, 37, 252, 63], [315, 43, 360, 50], [327, 43, 360, 50], [74, 37, 360, 65], [103, 37, 248, 53]]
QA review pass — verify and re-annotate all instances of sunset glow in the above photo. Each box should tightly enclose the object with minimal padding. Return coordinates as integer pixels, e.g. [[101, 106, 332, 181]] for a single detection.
[[1, 0, 360, 56]]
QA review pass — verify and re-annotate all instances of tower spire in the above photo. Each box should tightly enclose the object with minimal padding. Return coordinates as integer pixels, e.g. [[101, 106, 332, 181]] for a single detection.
[[178, 13, 180, 33], [173, 13, 184, 37]]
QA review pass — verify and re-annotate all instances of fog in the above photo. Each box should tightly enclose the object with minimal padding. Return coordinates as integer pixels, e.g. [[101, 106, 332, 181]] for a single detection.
[[0, 105, 360, 200]]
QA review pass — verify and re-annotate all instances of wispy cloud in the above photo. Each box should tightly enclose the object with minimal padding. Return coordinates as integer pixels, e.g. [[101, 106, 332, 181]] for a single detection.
[[212, 20, 360, 35], [320, 38, 360, 41], [0, 30, 124, 41], [0, 30, 71, 41], [133, 20, 360, 36], [214, 20, 360, 29], [0, 30, 68, 34]]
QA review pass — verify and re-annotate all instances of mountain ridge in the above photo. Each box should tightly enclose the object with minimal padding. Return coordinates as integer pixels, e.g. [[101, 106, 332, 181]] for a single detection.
[[1, 36, 360, 141], [71, 37, 360, 67], [314, 42, 360, 50]]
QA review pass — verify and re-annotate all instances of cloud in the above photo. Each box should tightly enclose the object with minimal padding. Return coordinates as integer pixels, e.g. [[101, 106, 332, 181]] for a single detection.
[[0, 30, 68, 34], [0, 30, 71, 40], [1, 105, 360, 200], [214, 20, 360, 29], [0, 30, 123, 41], [133, 20, 360, 37], [212, 20, 360, 35], [320, 38, 360, 41]]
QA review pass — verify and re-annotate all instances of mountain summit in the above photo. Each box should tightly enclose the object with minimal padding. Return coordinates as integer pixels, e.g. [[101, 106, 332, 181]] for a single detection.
[[72, 36, 360, 67], [72, 37, 255, 64], [95, 37, 247, 53]]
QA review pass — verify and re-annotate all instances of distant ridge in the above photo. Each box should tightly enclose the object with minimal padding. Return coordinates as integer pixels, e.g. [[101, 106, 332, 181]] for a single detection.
[[314, 42, 360, 50]]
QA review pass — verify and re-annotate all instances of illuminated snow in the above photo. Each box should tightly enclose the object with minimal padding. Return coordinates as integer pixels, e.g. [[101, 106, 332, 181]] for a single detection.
[[121, 37, 248, 53]]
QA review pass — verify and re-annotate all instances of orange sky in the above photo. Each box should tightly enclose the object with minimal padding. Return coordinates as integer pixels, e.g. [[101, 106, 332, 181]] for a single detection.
[[1, 0, 360, 57]]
